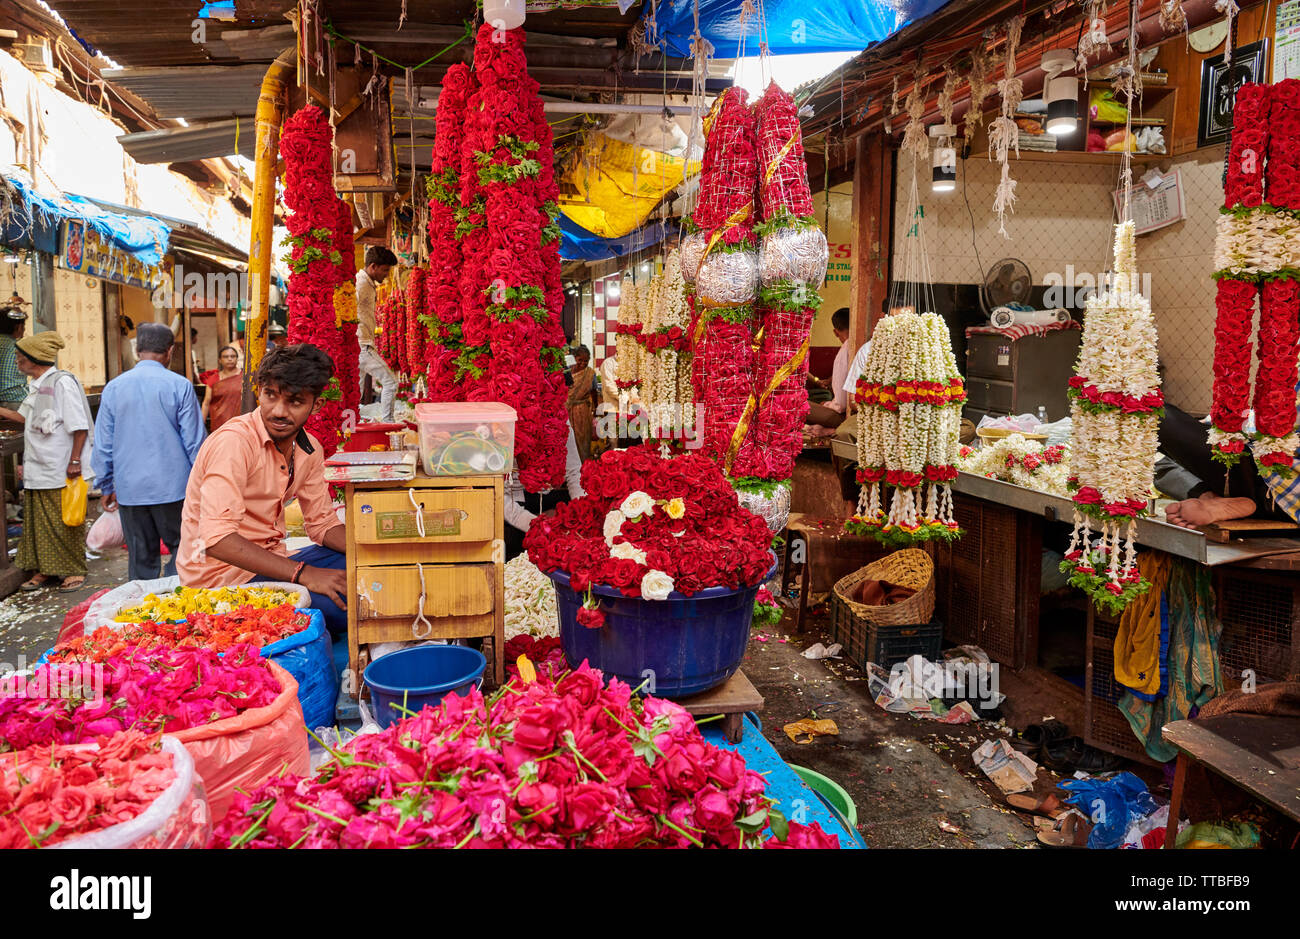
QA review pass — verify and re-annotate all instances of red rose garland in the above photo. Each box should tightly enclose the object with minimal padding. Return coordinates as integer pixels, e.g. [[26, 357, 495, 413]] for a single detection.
[[280, 106, 358, 453], [456, 26, 567, 491], [405, 266, 427, 378], [1209, 81, 1300, 472], [423, 62, 471, 401]]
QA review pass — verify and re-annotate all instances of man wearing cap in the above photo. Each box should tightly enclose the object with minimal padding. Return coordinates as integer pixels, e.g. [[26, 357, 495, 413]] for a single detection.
[[91, 323, 206, 580], [10, 331, 94, 592], [268, 322, 289, 351], [0, 306, 29, 415], [356, 246, 398, 421]]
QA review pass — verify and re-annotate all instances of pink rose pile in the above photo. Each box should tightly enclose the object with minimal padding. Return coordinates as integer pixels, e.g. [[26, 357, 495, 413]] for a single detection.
[[213, 663, 839, 849]]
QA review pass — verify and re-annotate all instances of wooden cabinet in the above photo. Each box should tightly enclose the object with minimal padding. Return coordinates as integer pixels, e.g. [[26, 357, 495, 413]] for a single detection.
[[963, 330, 1082, 424], [345, 474, 505, 694]]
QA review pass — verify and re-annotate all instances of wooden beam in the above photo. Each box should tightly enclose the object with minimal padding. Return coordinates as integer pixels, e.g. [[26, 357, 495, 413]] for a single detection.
[[850, 132, 893, 351]]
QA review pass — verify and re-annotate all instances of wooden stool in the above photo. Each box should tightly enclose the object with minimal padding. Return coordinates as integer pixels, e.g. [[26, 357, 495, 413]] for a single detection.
[[780, 513, 888, 633], [675, 670, 763, 744]]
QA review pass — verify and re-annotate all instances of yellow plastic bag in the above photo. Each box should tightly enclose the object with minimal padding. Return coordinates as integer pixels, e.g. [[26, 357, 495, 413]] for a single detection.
[[61, 476, 88, 527]]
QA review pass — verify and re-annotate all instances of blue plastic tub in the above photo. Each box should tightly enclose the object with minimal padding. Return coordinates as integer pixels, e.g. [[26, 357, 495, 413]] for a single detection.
[[362, 644, 486, 728], [548, 554, 775, 699]]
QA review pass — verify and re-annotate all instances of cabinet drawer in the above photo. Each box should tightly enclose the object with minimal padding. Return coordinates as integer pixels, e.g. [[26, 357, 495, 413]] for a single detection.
[[965, 377, 1015, 413], [352, 487, 494, 545], [355, 563, 495, 619]]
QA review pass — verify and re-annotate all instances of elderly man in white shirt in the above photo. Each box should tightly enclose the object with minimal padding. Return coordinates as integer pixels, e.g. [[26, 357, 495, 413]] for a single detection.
[[355, 246, 398, 421]]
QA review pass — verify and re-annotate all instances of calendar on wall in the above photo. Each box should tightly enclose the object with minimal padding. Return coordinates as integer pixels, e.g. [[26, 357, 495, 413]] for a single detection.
[[1112, 169, 1186, 235], [1276, 0, 1300, 81]]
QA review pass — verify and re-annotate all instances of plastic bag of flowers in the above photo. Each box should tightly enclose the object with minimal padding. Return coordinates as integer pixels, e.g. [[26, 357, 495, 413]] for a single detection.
[[0, 732, 210, 849], [212, 663, 840, 849]]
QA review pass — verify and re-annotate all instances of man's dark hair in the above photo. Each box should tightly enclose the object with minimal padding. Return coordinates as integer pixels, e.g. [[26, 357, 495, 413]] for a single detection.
[[135, 322, 174, 355], [254, 343, 335, 397], [0, 310, 23, 336], [831, 307, 851, 332], [365, 246, 398, 268]]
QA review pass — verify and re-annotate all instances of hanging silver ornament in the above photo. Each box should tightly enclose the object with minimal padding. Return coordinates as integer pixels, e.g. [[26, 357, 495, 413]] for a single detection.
[[679, 230, 709, 286], [695, 249, 759, 308], [759, 226, 829, 288], [736, 481, 792, 535]]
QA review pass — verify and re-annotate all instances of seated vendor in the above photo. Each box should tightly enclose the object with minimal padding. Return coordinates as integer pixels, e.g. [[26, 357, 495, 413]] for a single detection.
[[1158, 382, 1299, 530], [176, 343, 348, 633], [806, 307, 852, 430], [504, 425, 586, 562]]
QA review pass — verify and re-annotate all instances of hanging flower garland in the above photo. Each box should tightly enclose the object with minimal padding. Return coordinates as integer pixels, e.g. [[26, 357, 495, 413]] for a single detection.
[[1062, 221, 1162, 614], [642, 250, 693, 438], [422, 61, 472, 402], [730, 81, 827, 483], [279, 105, 358, 454], [405, 266, 427, 380], [615, 280, 643, 391], [988, 15, 1025, 238], [686, 87, 760, 467], [457, 25, 569, 491], [1209, 80, 1300, 473], [847, 311, 966, 545]]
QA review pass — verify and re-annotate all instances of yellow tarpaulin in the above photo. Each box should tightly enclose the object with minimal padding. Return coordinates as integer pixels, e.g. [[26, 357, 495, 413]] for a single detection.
[[559, 132, 698, 239]]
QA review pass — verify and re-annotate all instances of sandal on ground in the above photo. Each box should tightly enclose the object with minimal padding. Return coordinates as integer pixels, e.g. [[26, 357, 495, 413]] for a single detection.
[[1006, 791, 1068, 819], [1036, 812, 1092, 848], [57, 576, 86, 593], [1043, 736, 1125, 774], [19, 574, 53, 592], [1009, 718, 1069, 757]]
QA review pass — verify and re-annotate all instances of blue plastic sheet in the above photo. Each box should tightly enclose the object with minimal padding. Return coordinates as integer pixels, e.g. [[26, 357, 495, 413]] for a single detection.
[[1, 175, 170, 266], [560, 214, 677, 262], [642, 0, 953, 57], [1060, 772, 1158, 850], [261, 609, 337, 732]]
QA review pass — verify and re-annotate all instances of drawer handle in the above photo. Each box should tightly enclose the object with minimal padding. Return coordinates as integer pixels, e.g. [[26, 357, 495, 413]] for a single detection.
[[408, 488, 426, 539], [411, 561, 433, 639]]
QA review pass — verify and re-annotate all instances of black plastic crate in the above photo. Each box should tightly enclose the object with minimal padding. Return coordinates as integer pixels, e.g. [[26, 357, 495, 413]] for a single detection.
[[830, 590, 943, 670]]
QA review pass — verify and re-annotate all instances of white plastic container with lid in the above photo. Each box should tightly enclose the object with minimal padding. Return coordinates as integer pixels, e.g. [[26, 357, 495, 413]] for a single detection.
[[415, 402, 518, 476]]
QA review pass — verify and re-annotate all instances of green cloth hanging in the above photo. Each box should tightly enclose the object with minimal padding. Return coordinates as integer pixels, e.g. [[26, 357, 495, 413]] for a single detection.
[[1117, 558, 1224, 763]]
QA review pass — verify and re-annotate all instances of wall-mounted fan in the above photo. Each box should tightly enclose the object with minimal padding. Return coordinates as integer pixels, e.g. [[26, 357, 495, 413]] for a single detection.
[[980, 257, 1032, 317]]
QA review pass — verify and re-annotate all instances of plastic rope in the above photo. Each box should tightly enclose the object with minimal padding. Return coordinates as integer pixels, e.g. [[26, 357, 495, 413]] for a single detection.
[[411, 562, 433, 640], [408, 487, 426, 538]]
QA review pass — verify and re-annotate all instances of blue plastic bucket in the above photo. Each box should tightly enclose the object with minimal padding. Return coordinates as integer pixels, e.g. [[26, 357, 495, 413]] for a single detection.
[[363, 645, 486, 728], [548, 554, 775, 699]]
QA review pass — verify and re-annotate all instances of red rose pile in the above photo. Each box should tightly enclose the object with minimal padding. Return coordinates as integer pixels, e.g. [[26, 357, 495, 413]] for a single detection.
[[504, 635, 567, 681], [0, 645, 281, 751], [45, 604, 310, 664], [212, 663, 839, 849], [280, 106, 359, 454], [524, 445, 773, 597], [0, 730, 178, 848]]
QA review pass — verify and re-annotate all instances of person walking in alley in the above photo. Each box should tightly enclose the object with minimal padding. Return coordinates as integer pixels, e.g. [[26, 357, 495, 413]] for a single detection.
[[355, 246, 398, 421], [12, 331, 93, 592], [91, 323, 206, 581]]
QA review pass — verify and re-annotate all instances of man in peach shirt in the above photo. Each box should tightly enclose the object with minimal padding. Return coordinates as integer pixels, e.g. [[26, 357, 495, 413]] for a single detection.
[[177, 344, 348, 633]]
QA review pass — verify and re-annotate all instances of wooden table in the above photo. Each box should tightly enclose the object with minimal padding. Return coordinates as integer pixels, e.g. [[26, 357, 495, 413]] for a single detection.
[[1162, 714, 1300, 848], [344, 473, 506, 694]]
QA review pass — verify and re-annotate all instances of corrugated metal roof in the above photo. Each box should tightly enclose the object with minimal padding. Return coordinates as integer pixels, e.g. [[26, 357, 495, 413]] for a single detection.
[[102, 65, 265, 119], [118, 120, 256, 164]]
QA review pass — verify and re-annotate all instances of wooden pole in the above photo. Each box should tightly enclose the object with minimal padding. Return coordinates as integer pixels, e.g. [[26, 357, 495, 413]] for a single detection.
[[849, 132, 894, 351]]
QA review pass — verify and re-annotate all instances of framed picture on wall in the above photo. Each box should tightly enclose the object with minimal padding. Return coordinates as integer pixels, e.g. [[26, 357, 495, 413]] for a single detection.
[[1199, 40, 1270, 147]]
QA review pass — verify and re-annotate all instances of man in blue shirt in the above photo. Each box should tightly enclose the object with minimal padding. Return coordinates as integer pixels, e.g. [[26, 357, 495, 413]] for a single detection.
[[91, 323, 206, 580]]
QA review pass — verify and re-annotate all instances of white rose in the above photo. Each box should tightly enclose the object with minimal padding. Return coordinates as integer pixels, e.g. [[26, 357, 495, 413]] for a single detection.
[[640, 569, 675, 601], [619, 491, 655, 519], [603, 510, 626, 546], [610, 542, 647, 565]]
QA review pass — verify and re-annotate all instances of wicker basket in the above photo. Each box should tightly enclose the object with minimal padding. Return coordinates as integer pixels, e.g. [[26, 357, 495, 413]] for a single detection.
[[832, 549, 936, 628]]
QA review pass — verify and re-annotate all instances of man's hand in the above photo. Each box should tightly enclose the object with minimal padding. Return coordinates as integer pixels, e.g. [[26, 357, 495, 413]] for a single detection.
[[103, 492, 118, 511], [66, 460, 82, 479], [299, 566, 347, 610]]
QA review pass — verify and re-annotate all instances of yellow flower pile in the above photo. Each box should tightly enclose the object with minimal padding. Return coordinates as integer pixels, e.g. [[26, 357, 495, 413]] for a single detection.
[[115, 586, 299, 623]]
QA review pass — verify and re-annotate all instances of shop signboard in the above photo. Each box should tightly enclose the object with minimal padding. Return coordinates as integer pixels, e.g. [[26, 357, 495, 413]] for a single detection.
[[57, 218, 159, 290]]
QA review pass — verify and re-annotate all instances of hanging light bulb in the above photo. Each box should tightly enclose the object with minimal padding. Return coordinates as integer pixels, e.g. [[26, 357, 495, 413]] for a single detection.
[[929, 123, 958, 193], [1042, 50, 1080, 136], [482, 0, 525, 31]]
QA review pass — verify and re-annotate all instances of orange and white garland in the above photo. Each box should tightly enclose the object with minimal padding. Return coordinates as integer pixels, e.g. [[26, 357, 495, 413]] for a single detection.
[[847, 311, 965, 545]]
